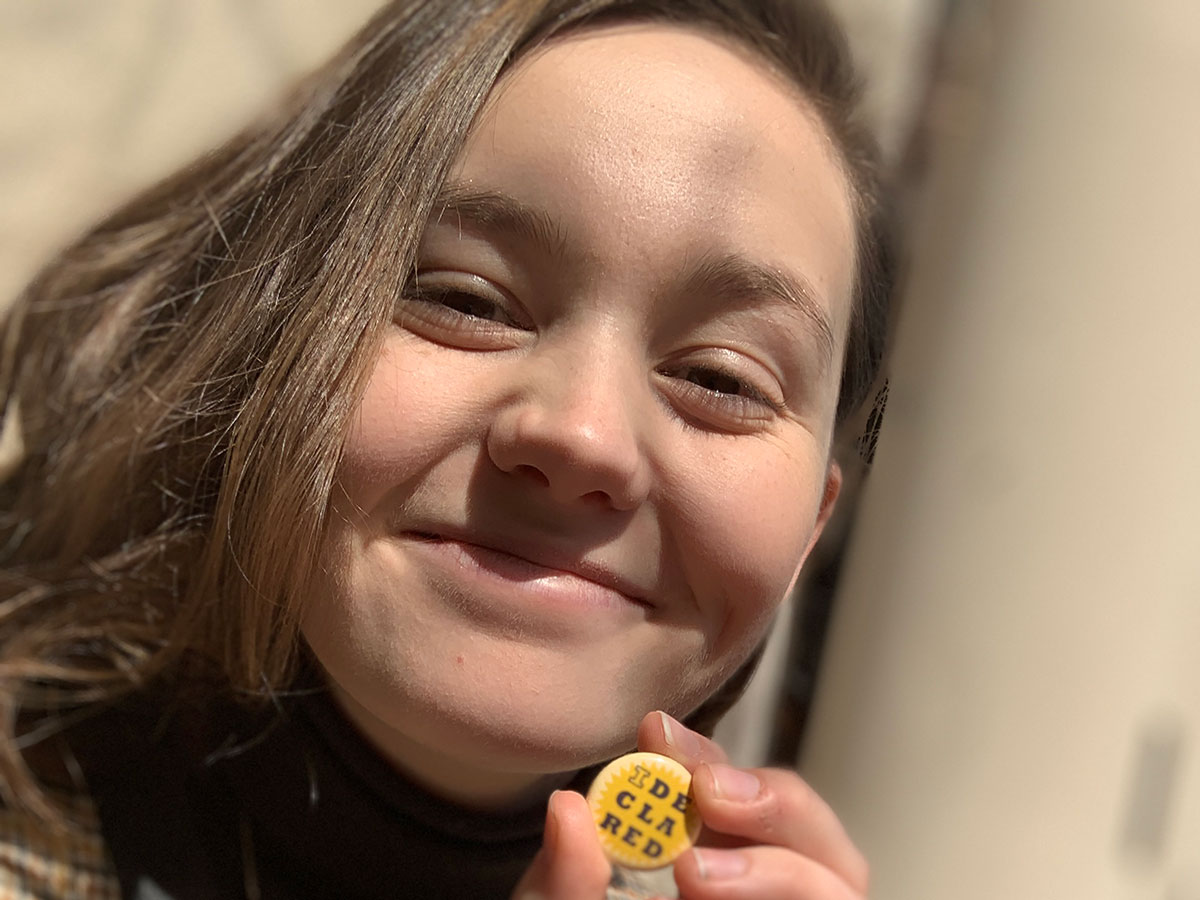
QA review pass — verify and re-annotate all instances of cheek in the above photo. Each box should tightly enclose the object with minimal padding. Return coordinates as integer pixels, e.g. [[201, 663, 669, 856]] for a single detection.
[[672, 441, 826, 659], [336, 338, 477, 509], [338, 344, 423, 504]]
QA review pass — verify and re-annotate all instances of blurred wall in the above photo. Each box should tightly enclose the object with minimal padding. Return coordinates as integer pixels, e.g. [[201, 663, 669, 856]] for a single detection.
[[0, 0, 384, 306], [803, 1, 1200, 897]]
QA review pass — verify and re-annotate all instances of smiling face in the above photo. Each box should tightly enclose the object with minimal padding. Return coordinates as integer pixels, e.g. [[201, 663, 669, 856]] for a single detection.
[[302, 23, 856, 794]]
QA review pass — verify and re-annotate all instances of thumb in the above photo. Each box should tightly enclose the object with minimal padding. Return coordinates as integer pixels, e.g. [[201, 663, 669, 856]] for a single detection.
[[512, 790, 612, 900]]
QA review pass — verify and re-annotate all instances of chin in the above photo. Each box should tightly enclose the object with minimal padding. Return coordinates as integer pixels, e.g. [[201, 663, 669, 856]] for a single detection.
[[312, 629, 707, 777], [439, 668, 654, 768], [423, 697, 637, 773]]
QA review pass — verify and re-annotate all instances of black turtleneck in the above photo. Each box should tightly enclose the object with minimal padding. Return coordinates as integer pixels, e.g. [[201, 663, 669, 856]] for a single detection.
[[70, 684, 599, 899]]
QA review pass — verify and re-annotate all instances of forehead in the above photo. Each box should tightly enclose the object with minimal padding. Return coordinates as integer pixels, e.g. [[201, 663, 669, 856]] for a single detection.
[[452, 23, 857, 340]]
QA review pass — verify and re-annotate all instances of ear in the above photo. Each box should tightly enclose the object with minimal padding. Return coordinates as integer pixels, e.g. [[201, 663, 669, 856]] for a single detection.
[[811, 459, 843, 548], [785, 461, 843, 593]]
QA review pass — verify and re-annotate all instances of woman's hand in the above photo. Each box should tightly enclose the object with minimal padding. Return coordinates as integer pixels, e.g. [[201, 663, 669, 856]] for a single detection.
[[642, 711, 868, 900], [512, 711, 868, 899]]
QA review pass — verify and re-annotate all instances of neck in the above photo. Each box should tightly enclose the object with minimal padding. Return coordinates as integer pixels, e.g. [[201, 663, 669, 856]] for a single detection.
[[327, 685, 574, 811]]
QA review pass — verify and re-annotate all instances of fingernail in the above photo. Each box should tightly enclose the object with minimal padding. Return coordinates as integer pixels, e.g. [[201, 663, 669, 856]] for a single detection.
[[693, 847, 749, 880], [708, 763, 761, 802], [544, 790, 561, 854], [658, 711, 702, 758]]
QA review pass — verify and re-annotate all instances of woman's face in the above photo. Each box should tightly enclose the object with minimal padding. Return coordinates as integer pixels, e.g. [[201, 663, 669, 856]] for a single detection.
[[304, 24, 856, 782]]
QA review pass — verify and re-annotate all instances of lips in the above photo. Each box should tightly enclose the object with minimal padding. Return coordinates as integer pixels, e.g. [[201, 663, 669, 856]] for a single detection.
[[405, 529, 653, 609]]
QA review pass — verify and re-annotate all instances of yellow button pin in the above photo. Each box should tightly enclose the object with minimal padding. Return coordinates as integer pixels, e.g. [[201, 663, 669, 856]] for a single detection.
[[586, 751, 702, 869]]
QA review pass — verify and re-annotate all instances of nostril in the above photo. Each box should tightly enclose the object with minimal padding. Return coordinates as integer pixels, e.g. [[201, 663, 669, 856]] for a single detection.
[[513, 464, 550, 487]]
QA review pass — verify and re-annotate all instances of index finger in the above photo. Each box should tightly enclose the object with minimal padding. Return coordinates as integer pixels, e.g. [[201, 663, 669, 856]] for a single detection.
[[637, 711, 730, 771]]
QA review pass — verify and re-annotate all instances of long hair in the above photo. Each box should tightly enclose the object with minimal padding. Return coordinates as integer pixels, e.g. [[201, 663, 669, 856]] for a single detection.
[[0, 0, 892, 819]]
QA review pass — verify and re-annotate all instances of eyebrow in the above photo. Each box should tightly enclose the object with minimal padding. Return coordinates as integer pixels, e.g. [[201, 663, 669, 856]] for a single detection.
[[684, 253, 836, 374], [429, 184, 570, 261], [428, 183, 836, 373]]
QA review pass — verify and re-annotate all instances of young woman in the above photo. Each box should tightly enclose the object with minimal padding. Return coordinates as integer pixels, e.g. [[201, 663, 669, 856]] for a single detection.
[[0, 0, 893, 897]]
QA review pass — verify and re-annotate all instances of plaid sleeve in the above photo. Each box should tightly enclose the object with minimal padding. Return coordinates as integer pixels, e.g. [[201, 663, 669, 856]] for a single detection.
[[0, 793, 120, 900]]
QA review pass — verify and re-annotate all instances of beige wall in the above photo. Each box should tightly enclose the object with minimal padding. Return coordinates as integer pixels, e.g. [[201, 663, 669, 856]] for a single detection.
[[804, 0, 1200, 897], [0, 0, 384, 305]]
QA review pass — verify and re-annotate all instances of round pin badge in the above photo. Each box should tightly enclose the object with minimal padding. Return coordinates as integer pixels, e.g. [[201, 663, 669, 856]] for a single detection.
[[586, 751, 702, 869]]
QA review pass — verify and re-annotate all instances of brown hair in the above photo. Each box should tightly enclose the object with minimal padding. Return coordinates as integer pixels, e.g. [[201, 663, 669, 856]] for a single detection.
[[0, 0, 892, 819]]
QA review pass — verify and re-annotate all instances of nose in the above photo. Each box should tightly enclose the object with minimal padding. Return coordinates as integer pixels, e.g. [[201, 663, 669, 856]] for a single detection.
[[485, 353, 652, 511]]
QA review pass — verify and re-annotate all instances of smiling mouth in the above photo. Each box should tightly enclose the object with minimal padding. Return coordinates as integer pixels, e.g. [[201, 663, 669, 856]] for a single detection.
[[405, 530, 652, 610]]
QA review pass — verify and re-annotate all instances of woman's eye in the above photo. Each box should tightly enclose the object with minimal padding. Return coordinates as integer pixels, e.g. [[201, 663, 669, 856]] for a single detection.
[[683, 367, 748, 397], [397, 274, 534, 347], [659, 361, 784, 430], [411, 286, 519, 325], [438, 290, 497, 319]]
